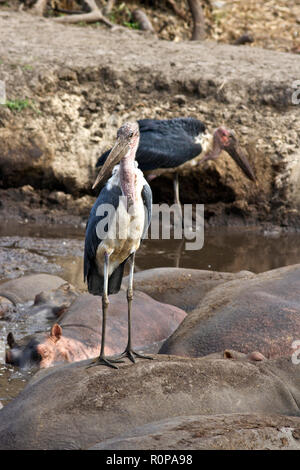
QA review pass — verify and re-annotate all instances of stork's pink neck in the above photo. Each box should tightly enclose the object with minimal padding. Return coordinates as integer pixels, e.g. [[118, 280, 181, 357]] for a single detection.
[[203, 139, 222, 161], [120, 136, 139, 205]]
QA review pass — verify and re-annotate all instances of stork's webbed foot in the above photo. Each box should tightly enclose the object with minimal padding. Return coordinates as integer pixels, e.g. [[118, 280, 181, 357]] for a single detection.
[[86, 355, 125, 370], [115, 348, 153, 364]]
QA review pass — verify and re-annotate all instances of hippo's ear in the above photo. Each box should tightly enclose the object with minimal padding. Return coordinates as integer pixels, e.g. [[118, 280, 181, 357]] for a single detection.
[[224, 350, 235, 359], [7, 332, 16, 348], [50, 324, 62, 343]]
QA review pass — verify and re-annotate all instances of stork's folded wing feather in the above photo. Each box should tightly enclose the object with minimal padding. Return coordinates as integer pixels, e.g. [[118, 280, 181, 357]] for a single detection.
[[84, 184, 122, 281], [136, 118, 205, 170], [141, 182, 152, 240]]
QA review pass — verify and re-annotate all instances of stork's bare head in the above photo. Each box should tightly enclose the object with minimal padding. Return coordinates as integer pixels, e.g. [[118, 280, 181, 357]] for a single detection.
[[116, 121, 140, 146], [92, 122, 140, 190], [199, 127, 256, 182], [214, 127, 231, 148]]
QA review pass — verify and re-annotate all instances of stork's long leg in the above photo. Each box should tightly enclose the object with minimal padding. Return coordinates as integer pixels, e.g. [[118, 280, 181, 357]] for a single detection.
[[87, 252, 124, 369], [173, 172, 181, 206], [174, 238, 184, 268], [126, 252, 135, 354], [114, 252, 153, 363], [173, 173, 184, 227]]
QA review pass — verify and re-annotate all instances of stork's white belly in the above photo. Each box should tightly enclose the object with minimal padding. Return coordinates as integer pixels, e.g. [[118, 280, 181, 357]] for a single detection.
[[96, 166, 146, 277]]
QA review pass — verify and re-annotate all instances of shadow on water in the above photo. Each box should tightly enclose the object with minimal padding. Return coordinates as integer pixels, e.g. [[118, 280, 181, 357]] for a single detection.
[[1, 220, 300, 405]]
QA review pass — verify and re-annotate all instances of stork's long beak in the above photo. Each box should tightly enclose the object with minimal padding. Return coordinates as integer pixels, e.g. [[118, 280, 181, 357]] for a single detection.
[[92, 139, 129, 189], [225, 131, 256, 182]]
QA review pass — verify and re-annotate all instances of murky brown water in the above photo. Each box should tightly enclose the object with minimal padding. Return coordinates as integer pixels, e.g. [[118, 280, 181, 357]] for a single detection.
[[1, 219, 300, 406]]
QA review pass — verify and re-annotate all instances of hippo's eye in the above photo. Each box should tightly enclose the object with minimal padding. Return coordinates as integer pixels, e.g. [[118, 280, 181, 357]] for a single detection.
[[36, 346, 49, 359]]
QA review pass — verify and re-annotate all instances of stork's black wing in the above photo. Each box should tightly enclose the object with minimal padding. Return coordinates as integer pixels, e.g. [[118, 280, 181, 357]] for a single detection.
[[136, 118, 205, 170], [84, 183, 125, 296], [141, 182, 152, 239], [84, 183, 122, 277], [96, 117, 206, 171]]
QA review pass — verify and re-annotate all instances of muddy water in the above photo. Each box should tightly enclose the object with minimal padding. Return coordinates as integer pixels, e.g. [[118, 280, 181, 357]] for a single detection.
[[1, 220, 300, 406]]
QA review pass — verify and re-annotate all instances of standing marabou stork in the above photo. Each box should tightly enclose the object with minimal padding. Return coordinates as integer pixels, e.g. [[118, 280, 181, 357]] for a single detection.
[[84, 121, 152, 369], [96, 118, 256, 205]]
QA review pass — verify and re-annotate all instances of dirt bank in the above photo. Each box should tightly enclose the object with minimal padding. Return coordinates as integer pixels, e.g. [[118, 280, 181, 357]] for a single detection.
[[0, 11, 299, 226]]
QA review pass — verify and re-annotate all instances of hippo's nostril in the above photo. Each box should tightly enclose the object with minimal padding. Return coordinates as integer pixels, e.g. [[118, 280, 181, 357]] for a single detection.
[[32, 350, 42, 362]]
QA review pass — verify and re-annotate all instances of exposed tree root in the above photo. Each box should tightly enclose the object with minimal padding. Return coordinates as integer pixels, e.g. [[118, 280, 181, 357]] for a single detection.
[[52, 0, 113, 26], [187, 0, 206, 40], [166, 0, 187, 21]]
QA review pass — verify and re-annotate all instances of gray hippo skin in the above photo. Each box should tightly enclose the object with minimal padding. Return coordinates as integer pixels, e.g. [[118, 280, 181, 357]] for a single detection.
[[123, 267, 254, 311], [0, 274, 68, 304], [0, 276, 78, 320], [90, 413, 300, 450], [159, 264, 300, 359], [0, 354, 299, 449]]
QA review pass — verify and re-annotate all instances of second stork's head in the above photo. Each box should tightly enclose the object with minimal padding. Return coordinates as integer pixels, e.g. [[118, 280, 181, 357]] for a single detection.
[[199, 127, 256, 182], [92, 122, 140, 189]]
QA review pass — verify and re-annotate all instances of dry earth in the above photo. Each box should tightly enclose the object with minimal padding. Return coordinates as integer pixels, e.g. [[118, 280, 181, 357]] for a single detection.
[[0, 10, 299, 227]]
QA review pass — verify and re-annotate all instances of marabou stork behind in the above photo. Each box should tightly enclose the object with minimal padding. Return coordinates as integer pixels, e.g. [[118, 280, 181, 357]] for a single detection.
[[96, 118, 256, 205], [84, 122, 152, 369]]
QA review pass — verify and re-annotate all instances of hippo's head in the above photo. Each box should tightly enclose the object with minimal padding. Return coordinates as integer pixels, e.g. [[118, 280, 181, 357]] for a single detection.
[[5, 324, 65, 370]]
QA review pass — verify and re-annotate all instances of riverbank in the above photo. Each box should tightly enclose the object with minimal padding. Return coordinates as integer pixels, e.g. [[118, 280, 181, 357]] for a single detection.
[[0, 12, 299, 228]]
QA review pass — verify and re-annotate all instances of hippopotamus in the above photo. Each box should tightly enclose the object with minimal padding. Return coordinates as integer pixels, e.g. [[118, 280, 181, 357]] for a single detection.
[[90, 413, 300, 450], [123, 267, 254, 311], [29, 281, 78, 319], [0, 274, 69, 305], [5, 291, 186, 369], [159, 264, 300, 359], [0, 274, 78, 320], [0, 354, 299, 449]]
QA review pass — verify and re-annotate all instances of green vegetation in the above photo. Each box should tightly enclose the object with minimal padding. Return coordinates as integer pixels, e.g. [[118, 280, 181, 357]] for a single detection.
[[109, 3, 140, 30], [2, 98, 42, 115], [123, 21, 139, 30], [2, 99, 32, 112], [23, 64, 34, 71]]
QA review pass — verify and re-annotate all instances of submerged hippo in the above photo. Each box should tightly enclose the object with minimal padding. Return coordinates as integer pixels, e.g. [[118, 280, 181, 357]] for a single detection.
[[0, 274, 69, 305], [0, 274, 77, 321], [123, 267, 254, 312], [5, 291, 186, 369], [29, 282, 78, 319]]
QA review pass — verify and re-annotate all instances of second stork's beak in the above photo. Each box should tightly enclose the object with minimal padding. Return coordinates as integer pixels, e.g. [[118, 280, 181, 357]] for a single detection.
[[92, 139, 129, 190], [225, 131, 256, 182]]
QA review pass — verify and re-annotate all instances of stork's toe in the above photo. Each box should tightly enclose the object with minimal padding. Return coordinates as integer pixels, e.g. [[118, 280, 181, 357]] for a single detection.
[[86, 356, 124, 370], [114, 348, 153, 363]]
